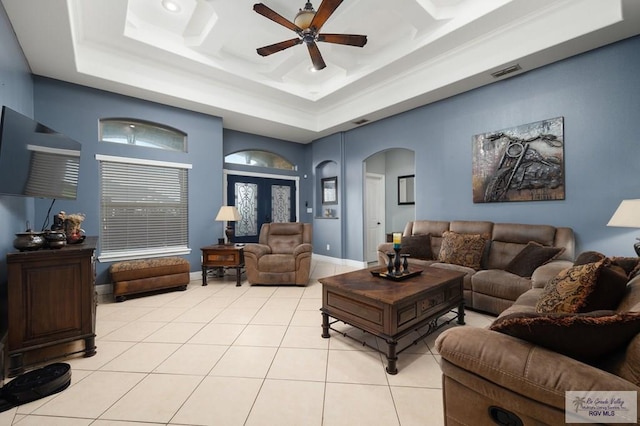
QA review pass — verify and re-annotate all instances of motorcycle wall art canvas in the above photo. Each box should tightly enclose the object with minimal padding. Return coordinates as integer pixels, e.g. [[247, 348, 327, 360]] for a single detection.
[[472, 117, 564, 203]]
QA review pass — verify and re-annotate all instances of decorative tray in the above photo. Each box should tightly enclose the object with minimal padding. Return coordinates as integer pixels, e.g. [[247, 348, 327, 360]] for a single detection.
[[370, 268, 423, 281]]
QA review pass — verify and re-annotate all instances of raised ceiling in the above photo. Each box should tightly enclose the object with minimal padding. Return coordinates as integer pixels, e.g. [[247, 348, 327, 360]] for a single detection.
[[3, 0, 640, 143]]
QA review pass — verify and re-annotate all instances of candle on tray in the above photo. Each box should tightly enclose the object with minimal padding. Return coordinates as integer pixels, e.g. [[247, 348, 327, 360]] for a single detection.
[[393, 232, 402, 249]]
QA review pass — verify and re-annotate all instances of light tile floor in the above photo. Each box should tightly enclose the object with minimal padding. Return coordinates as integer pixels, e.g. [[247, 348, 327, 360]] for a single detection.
[[0, 260, 493, 425]]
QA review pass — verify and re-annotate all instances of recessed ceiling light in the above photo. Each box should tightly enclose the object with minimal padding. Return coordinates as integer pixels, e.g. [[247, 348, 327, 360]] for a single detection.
[[161, 0, 181, 13]]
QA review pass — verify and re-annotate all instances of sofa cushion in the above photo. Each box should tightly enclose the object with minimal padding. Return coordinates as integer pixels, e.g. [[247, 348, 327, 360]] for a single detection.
[[258, 254, 296, 273], [400, 234, 432, 260], [438, 231, 488, 270], [599, 334, 640, 387], [504, 241, 565, 278], [489, 310, 640, 363], [472, 270, 532, 301], [535, 260, 605, 313], [430, 262, 474, 293]]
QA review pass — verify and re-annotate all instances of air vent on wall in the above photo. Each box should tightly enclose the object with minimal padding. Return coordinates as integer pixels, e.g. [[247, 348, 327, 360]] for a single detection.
[[491, 64, 522, 78], [353, 119, 369, 125]]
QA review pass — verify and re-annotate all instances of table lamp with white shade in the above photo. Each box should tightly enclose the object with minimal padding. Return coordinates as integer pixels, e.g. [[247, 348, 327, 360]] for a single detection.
[[215, 206, 241, 244], [607, 199, 640, 256]]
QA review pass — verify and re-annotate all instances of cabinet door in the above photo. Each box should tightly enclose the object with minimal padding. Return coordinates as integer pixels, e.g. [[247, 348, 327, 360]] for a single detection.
[[8, 258, 87, 350]]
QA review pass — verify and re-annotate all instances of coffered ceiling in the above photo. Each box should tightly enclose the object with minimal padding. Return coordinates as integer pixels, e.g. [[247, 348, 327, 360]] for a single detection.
[[3, 0, 640, 143]]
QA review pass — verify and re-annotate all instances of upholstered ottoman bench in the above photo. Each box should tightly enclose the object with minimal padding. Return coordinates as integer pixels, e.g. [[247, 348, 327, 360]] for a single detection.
[[110, 257, 190, 302]]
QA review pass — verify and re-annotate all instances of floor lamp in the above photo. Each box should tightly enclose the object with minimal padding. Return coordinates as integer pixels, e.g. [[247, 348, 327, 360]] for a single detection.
[[215, 206, 241, 245]]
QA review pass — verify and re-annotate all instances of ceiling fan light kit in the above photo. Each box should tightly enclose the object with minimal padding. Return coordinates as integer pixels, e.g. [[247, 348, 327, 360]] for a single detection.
[[254, 0, 367, 71], [294, 2, 316, 29]]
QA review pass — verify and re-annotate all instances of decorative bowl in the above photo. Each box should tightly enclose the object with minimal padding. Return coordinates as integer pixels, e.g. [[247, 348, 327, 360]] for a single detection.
[[44, 230, 67, 249], [13, 232, 45, 251]]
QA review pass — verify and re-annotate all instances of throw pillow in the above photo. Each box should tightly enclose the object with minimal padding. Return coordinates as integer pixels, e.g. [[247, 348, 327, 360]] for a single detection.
[[535, 260, 605, 313], [611, 256, 640, 278], [581, 264, 629, 311], [505, 241, 565, 277], [437, 231, 488, 270], [489, 310, 640, 364], [574, 251, 606, 265], [400, 234, 432, 260]]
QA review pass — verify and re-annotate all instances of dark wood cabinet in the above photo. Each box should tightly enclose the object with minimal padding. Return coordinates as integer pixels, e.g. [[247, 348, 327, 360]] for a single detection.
[[6, 237, 97, 376]]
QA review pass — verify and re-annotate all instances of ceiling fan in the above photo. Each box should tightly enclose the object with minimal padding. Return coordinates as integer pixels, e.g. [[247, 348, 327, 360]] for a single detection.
[[253, 0, 368, 70]]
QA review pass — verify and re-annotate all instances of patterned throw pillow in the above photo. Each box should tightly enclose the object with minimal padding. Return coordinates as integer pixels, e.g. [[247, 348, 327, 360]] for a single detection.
[[437, 231, 488, 270], [535, 260, 605, 313], [490, 310, 640, 364], [505, 241, 565, 277], [400, 234, 432, 260], [563, 253, 630, 311]]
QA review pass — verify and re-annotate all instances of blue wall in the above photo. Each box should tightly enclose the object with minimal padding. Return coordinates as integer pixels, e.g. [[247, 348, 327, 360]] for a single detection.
[[3, 0, 640, 285], [33, 78, 224, 285], [337, 35, 640, 261], [0, 1, 34, 287], [312, 133, 344, 258]]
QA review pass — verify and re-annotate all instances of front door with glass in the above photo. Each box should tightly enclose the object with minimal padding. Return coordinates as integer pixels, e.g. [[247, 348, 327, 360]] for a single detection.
[[227, 175, 296, 243]]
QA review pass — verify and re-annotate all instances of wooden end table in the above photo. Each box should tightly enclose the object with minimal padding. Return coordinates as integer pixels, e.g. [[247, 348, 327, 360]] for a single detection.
[[320, 266, 465, 374], [201, 244, 244, 287]]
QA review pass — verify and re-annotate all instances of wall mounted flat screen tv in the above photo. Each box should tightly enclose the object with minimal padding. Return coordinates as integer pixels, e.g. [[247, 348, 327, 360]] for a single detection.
[[0, 106, 81, 200]]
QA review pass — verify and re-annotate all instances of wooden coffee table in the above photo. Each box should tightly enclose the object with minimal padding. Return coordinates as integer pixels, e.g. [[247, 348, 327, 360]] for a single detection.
[[320, 266, 465, 374]]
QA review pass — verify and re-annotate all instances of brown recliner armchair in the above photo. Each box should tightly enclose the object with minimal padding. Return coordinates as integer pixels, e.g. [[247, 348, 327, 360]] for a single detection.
[[244, 222, 313, 286]]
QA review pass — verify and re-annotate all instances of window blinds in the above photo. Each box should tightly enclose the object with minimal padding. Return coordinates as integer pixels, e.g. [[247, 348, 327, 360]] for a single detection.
[[99, 158, 189, 257]]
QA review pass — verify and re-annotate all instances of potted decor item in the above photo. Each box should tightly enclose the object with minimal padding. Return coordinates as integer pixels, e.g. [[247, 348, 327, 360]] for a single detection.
[[62, 212, 86, 244]]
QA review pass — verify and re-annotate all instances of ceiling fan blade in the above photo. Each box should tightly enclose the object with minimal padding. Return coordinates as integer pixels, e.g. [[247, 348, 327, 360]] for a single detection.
[[257, 38, 302, 56], [253, 3, 301, 32], [309, 0, 343, 32], [307, 41, 326, 70], [317, 33, 367, 47]]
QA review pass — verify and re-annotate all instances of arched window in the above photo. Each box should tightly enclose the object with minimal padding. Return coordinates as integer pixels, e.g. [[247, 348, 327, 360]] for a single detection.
[[225, 150, 295, 170], [99, 118, 187, 152]]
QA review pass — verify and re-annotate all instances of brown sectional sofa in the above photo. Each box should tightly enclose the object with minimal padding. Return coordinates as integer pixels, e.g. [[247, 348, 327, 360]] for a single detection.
[[377, 220, 575, 315], [436, 262, 640, 425]]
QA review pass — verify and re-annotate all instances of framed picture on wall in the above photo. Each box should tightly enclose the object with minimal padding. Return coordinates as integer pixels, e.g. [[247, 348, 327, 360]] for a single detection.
[[398, 174, 415, 205], [472, 117, 565, 203], [322, 176, 338, 204]]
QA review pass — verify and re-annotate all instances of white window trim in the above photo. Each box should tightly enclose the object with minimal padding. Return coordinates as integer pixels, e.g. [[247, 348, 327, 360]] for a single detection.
[[98, 247, 191, 263], [95, 154, 192, 169]]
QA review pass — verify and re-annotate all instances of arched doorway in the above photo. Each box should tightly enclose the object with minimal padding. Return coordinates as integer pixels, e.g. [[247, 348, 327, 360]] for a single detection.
[[363, 148, 415, 263]]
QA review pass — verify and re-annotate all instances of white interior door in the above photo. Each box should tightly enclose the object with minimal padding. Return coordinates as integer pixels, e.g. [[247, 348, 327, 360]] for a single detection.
[[365, 173, 386, 263]]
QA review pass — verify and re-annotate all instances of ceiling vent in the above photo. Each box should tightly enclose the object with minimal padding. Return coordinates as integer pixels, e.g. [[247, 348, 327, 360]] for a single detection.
[[491, 64, 522, 79], [353, 119, 369, 125]]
